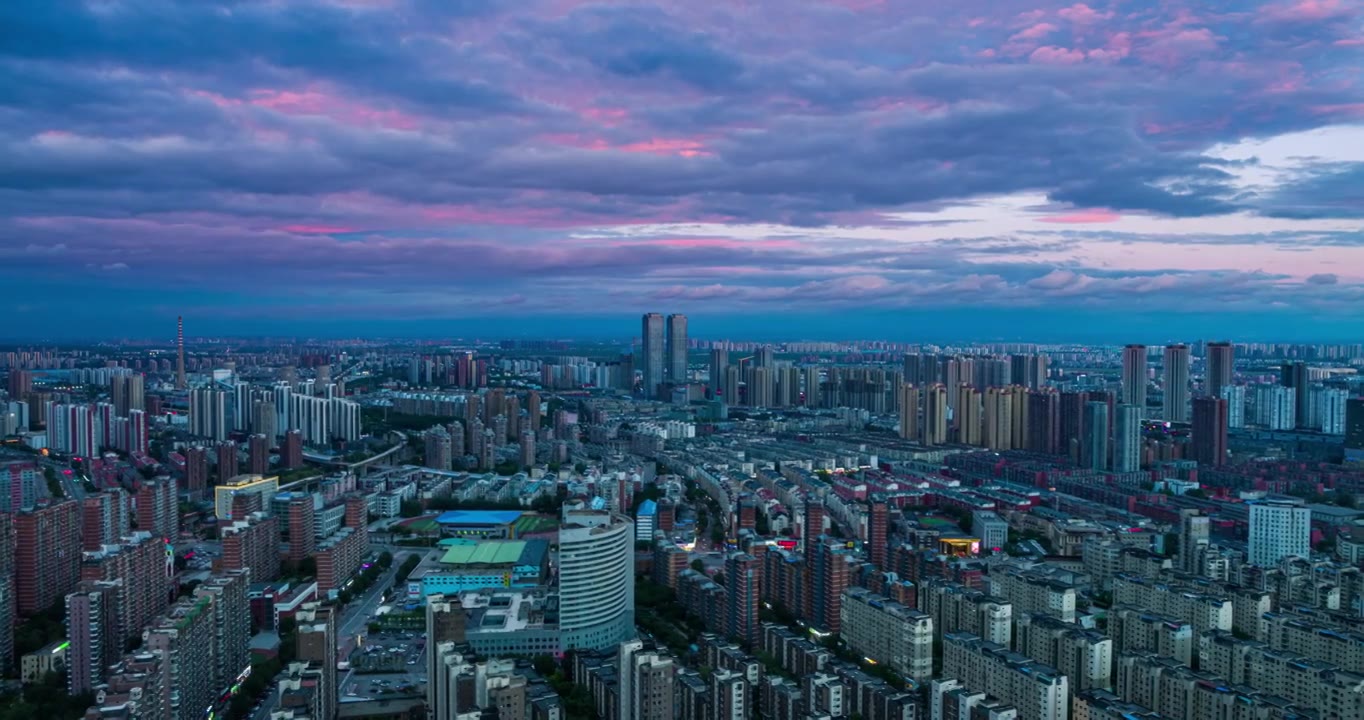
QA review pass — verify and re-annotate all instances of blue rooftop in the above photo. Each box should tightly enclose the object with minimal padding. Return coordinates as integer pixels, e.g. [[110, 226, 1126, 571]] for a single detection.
[[435, 510, 524, 526], [637, 499, 658, 517]]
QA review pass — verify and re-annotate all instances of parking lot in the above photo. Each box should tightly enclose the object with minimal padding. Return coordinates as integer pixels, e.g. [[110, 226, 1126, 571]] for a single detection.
[[343, 629, 427, 701]]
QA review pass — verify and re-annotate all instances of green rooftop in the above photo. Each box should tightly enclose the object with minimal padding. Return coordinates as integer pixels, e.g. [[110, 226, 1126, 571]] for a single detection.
[[440, 540, 527, 566]]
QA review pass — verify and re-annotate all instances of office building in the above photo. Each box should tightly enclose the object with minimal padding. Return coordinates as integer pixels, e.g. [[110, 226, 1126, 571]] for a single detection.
[[1112, 404, 1141, 473], [641, 313, 665, 398], [1248, 499, 1311, 567], [1191, 396, 1228, 467], [1121, 345, 1147, 417], [213, 474, 279, 521], [1162, 345, 1189, 422], [558, 510, 634, 651], [709, 349, 728, 400], [973, 511, 1009, 553]]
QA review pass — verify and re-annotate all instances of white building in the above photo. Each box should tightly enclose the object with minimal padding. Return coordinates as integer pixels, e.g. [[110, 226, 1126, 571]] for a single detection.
[[1248, 499, 1311, 567], [1319, 387, 1350, 434], [558, 510, 634, 652], [1254, 384, 1296, 430], [1221, 385, 1246, 429]]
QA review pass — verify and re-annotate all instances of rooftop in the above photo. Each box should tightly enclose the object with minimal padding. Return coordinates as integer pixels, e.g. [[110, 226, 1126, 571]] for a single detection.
[[440, 539, 547, 567], [435, 509, 524, 526]]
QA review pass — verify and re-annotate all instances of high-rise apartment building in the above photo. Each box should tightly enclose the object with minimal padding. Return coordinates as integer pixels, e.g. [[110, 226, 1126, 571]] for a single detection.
[[841, 588, 934, 682], [221, 511, 281, 584], [1082, 401, 1109, 472], [867, 496, 888, 569], [1221, 385, 1246, 428], [185, 445, 209, 493], [1205, 341, 1234, 399], [285, 495, 317, 565], [1121, 344, 1147, 417], [924, 384, 949, 445], [942, 632, 1070, 720], [709, 349, 728, 400], [724, 553, 760, 647], [135, 477, 178, 541], [1163, 345, 1190, 423], [897, 383, 919, 440], [189, 388, 227, 441], [1177, 510, 1210, 576], [1281, 361, 1311, 429], [665, 314, 688, 387], [620, 640, 675, 720], [283, 429, 304, 468], [14, 500, 80, 615], [1191, 396, 1228, 467], [194, 569, 251, 696], [811, 542, 852, 633], [983, 387, 1014, 451], [1112, 404, 1141, 472], [65, 581, 119, 695], [295, 602, 337, 720], [1248, 499, 1311, 567], [1348, 397, 1364, 463], [640, 313, 665, 399], [144, 594, 217, 720]]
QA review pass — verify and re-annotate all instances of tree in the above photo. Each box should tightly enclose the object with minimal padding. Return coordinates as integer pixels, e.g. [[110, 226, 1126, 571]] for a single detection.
[[691, 559, 705, 573], [532, 655, 558, 678], [574, 462, 587, 474]]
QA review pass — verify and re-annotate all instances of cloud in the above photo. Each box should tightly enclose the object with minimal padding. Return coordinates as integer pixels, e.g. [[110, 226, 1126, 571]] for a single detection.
[[0, 0, 1362, 333]]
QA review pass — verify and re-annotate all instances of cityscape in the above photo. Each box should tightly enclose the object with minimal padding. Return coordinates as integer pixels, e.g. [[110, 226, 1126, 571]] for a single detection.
[[0, 319, 1363, 720], [4, 1, 1364, 720]]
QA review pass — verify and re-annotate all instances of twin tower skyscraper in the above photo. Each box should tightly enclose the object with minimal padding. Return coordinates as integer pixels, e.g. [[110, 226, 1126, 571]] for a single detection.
[[641, 313, 687, 399]]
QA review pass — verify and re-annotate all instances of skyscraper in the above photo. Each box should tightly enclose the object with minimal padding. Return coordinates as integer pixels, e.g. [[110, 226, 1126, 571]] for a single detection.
[[558, 510, 634, 651], [1192, 396, 1228, 467], [867, 496, 888, 569], [175, 316, 186, 390], [1248, 499, 1310, 567], [897, 383, 919, 441], [723, 552, 760, 646], [983, 387, 1013, 451], [1222, 385, 1246, 429], [666, 314, 688, 387], [1113, 404, 1141, 472], [1082, 401, 1109, 471], [923, 384, 948, 446], [189, 388, 227, 441], [1282, 361, 1311, 429], [1163, 345, 1190, 423], [1121, 345, 1147, 416], [1206, 341, 1234, 399], [709, 348, 728, 400], [640, 313, 665, 398], [1347, 397, 1364, 463], [248, 433, 270, 474]]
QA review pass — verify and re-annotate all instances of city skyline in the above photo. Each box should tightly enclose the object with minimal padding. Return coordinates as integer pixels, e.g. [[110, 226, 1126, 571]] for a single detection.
[[2, 1, 1364, 337]]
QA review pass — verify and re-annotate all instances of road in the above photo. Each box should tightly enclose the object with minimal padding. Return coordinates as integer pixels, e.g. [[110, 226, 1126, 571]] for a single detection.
[[336, 547, 420, 694]]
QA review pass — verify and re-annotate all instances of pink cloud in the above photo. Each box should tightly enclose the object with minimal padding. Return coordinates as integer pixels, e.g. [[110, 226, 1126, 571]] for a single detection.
[[1259, 0, 1356, 22], [538, 133, 711, 157], [1030, 46, 1088, 64], [1011, 22, 1059, 41], [1134, 27, 1221, 68], [1309, 103, 1364, 117], [1334, 37, 1364, 46], [1058, 4, 1113, 24], [1038, 209, 1122, 223]]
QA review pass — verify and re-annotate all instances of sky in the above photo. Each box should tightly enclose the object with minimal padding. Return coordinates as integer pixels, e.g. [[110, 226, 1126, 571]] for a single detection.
[[2, 0, 1364, 341]]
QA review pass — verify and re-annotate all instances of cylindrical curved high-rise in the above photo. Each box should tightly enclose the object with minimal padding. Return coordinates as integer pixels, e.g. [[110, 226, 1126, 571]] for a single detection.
[[558, 510, 635, 652]]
